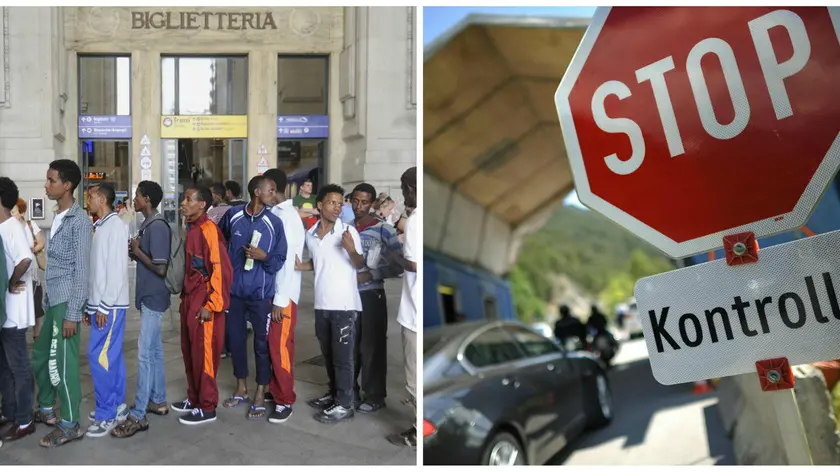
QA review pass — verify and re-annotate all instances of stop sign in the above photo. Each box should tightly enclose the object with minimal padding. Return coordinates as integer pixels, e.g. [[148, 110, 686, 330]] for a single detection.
[[555, 7, 840, 258]]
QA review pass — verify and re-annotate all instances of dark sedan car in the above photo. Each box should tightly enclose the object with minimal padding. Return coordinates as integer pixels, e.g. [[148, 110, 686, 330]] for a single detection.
[[423, 320, 613, 466]]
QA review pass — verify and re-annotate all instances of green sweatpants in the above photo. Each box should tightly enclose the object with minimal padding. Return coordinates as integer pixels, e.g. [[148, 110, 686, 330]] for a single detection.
[[32, 302, 82, 425]]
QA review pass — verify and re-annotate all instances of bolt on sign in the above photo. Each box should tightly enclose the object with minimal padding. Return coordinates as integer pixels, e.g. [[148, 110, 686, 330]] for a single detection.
[[555, 6, 840, 259], [555, 6, 840, 385]]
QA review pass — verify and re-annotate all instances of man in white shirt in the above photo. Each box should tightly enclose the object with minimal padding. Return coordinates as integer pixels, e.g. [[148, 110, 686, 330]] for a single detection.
[[0, 177, 36, 443], [263, 169, 306, 424], [295, 184, 365, 425], [387, 167, 418, 448], [83, 183, 130, 438]]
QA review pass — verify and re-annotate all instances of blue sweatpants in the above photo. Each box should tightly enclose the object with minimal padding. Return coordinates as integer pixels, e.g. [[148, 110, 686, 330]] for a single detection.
[[88, 308, 127, 421]]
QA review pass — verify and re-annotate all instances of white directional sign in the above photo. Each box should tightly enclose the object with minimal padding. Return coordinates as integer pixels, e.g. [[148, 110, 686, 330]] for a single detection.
[[636, 229, 840, 385]]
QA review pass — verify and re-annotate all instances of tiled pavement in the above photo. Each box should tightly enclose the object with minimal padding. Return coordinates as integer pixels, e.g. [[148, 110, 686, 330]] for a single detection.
[[0, 271, 416, 465]]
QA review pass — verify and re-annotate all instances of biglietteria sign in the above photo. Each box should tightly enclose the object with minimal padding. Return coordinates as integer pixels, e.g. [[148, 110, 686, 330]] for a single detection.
[[636, 229, 840, 385], [131, 11, 278, 31]]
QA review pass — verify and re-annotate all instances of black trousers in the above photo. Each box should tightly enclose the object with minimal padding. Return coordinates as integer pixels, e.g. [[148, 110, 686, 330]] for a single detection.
[[0, 327, 34, 425], [315, 310, 358, 408], [354, 289, 388, 403]]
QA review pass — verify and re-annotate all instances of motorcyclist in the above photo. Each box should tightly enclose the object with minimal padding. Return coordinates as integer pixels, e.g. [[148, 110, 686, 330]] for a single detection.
[[554, 305, 587, 350], [586, 305, 609, 333]]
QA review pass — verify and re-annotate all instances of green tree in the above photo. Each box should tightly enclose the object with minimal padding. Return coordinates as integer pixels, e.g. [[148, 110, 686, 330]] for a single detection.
[[509, 265, 545, 323]]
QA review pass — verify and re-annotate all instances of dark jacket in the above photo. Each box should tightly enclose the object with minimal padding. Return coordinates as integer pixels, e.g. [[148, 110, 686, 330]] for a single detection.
[[218, 204, 287, 301]]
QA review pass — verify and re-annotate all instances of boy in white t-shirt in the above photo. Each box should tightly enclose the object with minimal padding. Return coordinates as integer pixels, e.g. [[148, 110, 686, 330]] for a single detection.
[[387, 167, 418, 449], [0, 177, 36, 443]]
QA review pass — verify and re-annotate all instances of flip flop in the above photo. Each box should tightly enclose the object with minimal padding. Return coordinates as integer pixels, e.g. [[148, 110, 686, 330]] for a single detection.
[[223, 395, 249, 408], [247, 405, 266, 420]]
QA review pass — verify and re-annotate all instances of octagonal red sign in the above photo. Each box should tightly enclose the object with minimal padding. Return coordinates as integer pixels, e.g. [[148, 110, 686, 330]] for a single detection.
[[555, 7, 840, 258]]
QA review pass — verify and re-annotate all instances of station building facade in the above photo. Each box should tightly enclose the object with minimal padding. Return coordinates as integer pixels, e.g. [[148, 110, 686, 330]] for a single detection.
[[0, 6, 417, 227]]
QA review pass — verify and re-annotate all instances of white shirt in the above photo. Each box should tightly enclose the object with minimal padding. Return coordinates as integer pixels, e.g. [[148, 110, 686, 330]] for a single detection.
[[271, 200, 306, 307], [0, 218, 35, 328], [87, 212, 130, 315], [22, 220, 41, 280], [51, 208, 68, 240], [397, 207, 419, 331], [305, 218, 363, 312]]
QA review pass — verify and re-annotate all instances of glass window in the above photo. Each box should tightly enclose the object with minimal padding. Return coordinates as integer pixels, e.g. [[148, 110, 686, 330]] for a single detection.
[[161, 56, 248, 115], [463, 327, 524, 368], [277, 56, 328, 115], [505, 326, 561, 358], [484, 297, 498, 320], [78, 56, 131, 115]]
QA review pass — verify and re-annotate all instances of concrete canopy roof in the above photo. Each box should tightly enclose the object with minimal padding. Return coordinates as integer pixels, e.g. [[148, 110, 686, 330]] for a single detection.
[[424, 14, 589, 227]]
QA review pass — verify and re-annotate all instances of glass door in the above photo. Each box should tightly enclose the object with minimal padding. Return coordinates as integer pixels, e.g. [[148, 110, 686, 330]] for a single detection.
[[79, 139, 131, 213], [228, 139, 246, 190]]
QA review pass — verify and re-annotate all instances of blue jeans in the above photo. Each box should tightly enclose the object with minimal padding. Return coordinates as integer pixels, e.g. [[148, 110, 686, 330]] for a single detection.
[[130, 305, 166, 419]]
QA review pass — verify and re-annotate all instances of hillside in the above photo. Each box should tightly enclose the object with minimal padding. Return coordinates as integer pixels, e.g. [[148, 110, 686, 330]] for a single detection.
[[511, 204, 675, 322]]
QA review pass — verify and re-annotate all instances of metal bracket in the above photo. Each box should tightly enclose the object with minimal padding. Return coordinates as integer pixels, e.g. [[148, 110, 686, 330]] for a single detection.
[[724, 231, 759, 266], [756, 357, 795, 391]]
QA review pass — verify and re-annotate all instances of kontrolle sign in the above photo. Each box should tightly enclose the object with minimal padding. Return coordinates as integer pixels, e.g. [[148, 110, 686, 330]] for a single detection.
[[636, 229, 840, 385], [131, 11, 278, 31]]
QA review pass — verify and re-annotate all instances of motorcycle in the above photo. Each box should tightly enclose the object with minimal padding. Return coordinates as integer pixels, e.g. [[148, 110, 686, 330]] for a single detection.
[[586, 328, 619, 368]]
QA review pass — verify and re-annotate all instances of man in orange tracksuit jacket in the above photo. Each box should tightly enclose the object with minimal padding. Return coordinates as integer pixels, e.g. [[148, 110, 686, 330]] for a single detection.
[[170, 187, 233, 425]]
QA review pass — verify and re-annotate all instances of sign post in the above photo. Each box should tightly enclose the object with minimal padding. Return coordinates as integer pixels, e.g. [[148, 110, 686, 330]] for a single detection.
[[554, 6, 840, 464]]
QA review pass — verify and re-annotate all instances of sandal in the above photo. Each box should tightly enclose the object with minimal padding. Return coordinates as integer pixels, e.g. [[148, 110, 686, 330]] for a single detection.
[[39, 423, 83, 448], [247, 405, 267, 420], [34, 409, 58, 426], [111, 416, 149, 439], [223, 395, 249, 408], [128, 401, 170, 416]]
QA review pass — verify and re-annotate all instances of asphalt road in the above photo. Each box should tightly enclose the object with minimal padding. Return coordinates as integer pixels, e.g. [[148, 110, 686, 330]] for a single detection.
[[552, 339, 736, 465]]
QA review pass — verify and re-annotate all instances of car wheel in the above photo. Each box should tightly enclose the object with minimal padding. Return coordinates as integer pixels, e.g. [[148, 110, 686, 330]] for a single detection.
[[480, 431, 526, 466], [584, 372, 613, 429]]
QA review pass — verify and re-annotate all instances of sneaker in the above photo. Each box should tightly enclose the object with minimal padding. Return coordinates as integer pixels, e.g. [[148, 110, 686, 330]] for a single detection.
[[307, 393, 333, 410], [387, 426, 417, 448], [179, 408, 217, 425], [88, 404, 129, 423], [86, 419, 118, 438], [314, 404, 354, 424], [115, 404, 129, 423], [268, 404, 293, 424], [171, 399, 194, 414]]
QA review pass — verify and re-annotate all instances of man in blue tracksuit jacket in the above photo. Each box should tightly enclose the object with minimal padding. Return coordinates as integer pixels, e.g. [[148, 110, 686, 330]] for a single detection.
[[217, 175, 287, 420]]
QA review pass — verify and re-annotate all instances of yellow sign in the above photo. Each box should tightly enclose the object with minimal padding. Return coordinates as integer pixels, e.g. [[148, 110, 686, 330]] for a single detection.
[[160, 115, 248, 138]]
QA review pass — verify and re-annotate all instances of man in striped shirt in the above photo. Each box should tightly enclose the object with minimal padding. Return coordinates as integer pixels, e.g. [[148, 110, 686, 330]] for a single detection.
[[34, 159, 92, 448]]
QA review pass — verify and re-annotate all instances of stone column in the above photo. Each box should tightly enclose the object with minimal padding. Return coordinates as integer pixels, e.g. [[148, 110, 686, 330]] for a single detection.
[[130, 49, 161, 190], [246, 49, 278, 182]]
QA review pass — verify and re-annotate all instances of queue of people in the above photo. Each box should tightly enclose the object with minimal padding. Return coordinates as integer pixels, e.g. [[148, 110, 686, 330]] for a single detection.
[[0, 159, 419, 451]]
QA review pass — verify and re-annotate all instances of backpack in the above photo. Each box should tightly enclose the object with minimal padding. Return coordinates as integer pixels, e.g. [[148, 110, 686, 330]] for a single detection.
[[139, 214, 185, 295]]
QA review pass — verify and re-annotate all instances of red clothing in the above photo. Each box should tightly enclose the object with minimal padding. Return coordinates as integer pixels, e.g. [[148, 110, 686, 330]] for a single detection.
[[269, 301, 298, 405], [179, 214, 233, 411]]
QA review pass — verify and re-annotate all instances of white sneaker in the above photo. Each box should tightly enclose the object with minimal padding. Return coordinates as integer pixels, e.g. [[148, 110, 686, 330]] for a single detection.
[[89, 403, 129, 424], [86, 419, 118, 438], [116, 403, 129, 423]]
